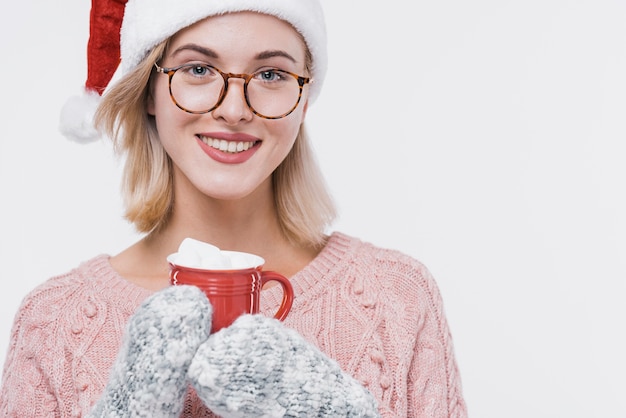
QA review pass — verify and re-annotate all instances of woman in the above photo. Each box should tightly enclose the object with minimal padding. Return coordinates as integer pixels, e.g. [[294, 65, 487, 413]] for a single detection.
[[0, 0, 467, 416]]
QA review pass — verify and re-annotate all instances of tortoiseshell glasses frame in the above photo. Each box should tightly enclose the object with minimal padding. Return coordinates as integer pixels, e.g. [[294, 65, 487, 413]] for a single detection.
[[154, 63, 312, 120]]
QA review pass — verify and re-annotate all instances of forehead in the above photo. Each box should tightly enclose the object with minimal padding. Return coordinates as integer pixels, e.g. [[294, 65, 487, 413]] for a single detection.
[[166, 11, 307, 64]]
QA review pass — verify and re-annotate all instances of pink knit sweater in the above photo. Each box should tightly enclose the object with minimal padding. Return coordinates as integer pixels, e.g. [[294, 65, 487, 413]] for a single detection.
[[0, 232, 467, 417]]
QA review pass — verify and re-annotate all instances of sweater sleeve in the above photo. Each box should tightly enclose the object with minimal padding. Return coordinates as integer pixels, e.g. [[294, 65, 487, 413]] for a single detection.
[[406, 265, 467, 418], [0, 269, 118, 418], [0, 257, 205, 418], [0, 287, 67, 417], [326, 238, 467, 417]]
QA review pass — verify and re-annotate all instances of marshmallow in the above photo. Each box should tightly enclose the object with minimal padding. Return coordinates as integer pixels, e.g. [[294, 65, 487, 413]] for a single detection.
[[169, 238, 263, 270]]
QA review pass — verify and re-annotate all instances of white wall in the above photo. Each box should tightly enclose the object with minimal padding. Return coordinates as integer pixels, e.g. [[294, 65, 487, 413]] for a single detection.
[[1, 1, 625, 416]]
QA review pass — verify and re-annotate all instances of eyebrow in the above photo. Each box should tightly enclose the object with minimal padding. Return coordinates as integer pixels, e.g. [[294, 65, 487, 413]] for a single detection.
[[170, 44, 298, 63], [255, 50, 297, 63]]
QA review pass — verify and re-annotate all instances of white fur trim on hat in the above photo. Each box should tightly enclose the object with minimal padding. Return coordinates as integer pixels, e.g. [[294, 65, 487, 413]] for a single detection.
[[120, 0, 327, 102]]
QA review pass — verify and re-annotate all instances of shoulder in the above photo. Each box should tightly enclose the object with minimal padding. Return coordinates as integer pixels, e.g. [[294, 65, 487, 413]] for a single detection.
[[16, 255, 109, 319], [4, 255, 151, 373], [332, 231, 429, 267], [332, 231, 441, 299], [318, 233, 461, 405], [23, 255, 108, 293], [329, 232, 452, 337], [1, 256, 149, 415], [18, 255, 121, 312], [10, 255, 150, 339]]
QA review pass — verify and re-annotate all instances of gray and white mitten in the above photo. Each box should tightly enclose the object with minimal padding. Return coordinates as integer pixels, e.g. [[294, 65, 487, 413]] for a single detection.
[[188, 315, 381, 418], [87, 285, 212, 418]]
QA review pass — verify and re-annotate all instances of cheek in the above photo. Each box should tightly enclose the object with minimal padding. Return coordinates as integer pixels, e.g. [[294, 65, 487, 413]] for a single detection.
[[152, 104, 197, 158], [151, 86, 190, 135], [272, 119, 302, 153], [279, 106, 307, 141]]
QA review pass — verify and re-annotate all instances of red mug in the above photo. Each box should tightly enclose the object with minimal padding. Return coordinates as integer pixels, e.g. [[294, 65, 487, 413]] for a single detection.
[[168, 251, 294, 333]]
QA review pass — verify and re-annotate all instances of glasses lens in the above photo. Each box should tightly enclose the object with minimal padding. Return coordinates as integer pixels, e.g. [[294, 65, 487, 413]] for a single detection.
[[247, 70, 302, 118], [170, 64, 224, 113], [169, 65, 303, 118]]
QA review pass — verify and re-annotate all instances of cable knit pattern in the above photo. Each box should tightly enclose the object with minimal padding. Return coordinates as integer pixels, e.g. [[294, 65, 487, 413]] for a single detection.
[[0, 232, 467, 417]]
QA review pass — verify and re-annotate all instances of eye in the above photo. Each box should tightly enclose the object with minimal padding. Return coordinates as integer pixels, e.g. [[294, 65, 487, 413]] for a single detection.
[[178, 64, 218, 80], [255, 69, 286, 83], [181, 64, 214, 77], [191, 65, 209, 76]]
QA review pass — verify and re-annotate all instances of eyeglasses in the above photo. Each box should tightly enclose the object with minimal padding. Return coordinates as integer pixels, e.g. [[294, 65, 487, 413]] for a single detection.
[[154, 63, 311, 119]]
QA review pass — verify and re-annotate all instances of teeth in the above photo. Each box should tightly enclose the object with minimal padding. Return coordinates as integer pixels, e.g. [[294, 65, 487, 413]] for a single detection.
[[200, 136, 256, 153]]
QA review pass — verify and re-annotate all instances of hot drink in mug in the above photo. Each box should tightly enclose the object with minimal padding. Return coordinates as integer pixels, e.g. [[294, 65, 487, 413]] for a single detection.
[[167, 238, 294, 333]]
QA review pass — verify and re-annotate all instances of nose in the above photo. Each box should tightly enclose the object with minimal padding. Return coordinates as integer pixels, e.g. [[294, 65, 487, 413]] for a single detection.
[[211, 76, 254, 124]]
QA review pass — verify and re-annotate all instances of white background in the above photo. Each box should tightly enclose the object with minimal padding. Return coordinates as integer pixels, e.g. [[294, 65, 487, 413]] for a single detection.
[[1, 1, 625, 416]]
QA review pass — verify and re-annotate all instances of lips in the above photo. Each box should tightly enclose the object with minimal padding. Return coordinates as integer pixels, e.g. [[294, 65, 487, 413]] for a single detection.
[[196, 133, 261, 164]]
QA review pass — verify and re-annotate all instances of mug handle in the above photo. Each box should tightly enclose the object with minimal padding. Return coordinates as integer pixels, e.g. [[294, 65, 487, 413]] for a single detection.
[[260, 271, 294, 321]]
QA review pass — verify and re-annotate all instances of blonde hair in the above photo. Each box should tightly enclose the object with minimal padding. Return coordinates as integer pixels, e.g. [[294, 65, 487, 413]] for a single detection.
[[95, 41, 336, 248]]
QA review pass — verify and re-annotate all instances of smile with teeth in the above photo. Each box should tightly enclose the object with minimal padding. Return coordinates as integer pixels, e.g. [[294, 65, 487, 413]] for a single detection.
[[200, 136, 258, 153]]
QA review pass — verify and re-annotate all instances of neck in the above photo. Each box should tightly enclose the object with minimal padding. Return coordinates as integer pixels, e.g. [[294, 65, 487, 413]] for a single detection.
[[153, 204, 285, 259], [159, 175, 285, 251], [111, 174, 322, 289]]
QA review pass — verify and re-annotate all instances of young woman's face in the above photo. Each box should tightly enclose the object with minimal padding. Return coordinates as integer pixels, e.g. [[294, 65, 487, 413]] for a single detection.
[[148, 12, 309, 201]]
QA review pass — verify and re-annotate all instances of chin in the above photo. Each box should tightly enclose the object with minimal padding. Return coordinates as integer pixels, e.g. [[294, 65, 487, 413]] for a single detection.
[[199, 184, 266, 202]]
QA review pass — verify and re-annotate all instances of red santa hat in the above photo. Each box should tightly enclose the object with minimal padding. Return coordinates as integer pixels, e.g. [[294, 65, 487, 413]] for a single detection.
[[60, 0, 328, 143]]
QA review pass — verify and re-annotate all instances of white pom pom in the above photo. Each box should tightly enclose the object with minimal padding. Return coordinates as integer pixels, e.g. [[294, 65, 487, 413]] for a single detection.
[[59, 89, 102, 143]]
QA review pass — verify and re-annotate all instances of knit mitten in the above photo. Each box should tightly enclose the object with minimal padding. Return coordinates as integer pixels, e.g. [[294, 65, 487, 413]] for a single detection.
[[87, 285, 213, 418], [188, 314, 381, 418]]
